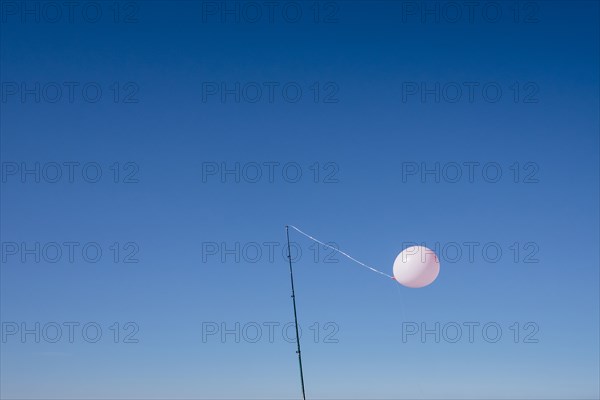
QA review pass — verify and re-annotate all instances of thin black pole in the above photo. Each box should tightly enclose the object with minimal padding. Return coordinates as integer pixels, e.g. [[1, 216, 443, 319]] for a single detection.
[[286, 225, 306, 400]]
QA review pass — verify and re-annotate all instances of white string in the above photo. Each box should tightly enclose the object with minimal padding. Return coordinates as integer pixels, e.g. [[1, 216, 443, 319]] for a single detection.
[[287, 225, 394, 280]]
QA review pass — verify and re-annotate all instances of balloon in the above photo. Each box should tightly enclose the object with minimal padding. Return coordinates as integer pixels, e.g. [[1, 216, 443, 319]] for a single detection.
[[393, 246, 440, 288]]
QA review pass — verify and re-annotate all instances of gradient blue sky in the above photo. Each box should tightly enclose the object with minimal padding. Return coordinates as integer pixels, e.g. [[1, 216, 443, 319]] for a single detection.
[[1, 1, 599, 399]]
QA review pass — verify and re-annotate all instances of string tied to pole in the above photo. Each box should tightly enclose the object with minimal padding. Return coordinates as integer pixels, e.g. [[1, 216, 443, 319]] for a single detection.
[[287, 225, 394, 279]]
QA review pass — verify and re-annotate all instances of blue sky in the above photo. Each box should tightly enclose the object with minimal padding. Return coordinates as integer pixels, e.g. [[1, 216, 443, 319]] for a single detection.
[[1, 1, 599, 399]]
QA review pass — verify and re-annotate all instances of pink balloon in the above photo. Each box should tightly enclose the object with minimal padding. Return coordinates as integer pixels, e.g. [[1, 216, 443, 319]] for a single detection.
[[393, 246, 440, 288]]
